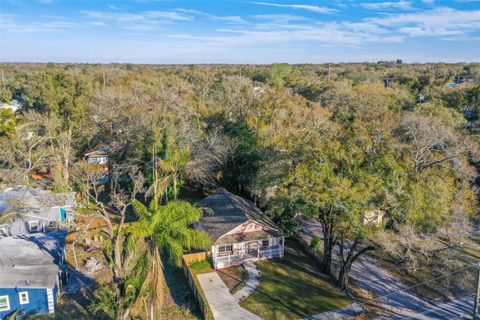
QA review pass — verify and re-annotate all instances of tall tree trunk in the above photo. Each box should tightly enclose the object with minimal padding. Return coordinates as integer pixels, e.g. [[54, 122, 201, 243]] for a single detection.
[[337, 260, 353, 291], [173, 174, 177, 200], [113, 235, 123, 278], [336, 238, 374, 291], [320, 216, 336, 274], [63, 126, 72, 185]]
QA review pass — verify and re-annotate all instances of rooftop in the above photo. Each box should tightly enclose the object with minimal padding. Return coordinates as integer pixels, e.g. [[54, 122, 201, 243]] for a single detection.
[[197, 188, 284, 244], [0, 185, 75, 215], [0, 232, 66, 288], [84, 148, 109, 157]]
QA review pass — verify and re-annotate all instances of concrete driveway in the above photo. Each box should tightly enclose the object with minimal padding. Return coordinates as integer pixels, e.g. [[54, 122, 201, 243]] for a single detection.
[[197, 272, 261, 320]]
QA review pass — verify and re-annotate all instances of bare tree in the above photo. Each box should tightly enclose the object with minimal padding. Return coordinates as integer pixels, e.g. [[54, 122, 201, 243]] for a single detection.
[[399, 113, 477, 179], [0, 111, 52, 186], [72, 161, 145, 278]]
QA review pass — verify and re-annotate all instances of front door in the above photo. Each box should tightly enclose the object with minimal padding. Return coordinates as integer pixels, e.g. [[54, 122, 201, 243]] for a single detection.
[[59, 208, 67, 221], [246, 241, 259, 259]]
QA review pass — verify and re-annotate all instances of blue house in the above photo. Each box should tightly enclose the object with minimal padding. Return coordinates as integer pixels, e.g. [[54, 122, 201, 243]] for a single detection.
[[0, 233, 66, 318]]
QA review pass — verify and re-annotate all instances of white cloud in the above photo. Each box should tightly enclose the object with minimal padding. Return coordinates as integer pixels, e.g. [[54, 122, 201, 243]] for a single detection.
[[251, 2, 338, 14], [82, 10, 193, 24], [0, 13, 80, 33], [367, 7, 480, 36], [165, 5, 480, 50], [79, 10, 193, 31], [88, 21, 106, 27], [360, 1, 412, 10], [251, 14, 308, 22], [174, 8, 245, 24], [170, 19, 403, 48]]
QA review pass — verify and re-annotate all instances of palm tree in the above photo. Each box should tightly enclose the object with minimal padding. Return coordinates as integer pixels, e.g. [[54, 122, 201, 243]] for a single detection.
[[125, 199, 211, 319], [145, 138, 190, 205]]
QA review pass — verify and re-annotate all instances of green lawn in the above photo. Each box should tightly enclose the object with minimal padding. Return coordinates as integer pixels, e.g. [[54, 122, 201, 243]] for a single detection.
[[240, 239, 351, 320]]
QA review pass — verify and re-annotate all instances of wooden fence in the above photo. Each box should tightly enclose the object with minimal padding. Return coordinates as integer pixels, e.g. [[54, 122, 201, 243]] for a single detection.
[[183, 251, 210, 265], [182, 252, 213, 320]]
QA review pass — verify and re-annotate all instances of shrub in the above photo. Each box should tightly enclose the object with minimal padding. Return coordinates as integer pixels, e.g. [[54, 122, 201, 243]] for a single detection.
[[310, 236, 321, 251], [189, 258, 212, 271]]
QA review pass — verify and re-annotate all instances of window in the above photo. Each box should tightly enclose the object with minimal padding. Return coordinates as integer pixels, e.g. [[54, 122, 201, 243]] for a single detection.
[[279, 238, 283, 246], [218, 244, 233, 253], [0, 295, 10, 311], [261, 239, 269, 248], [19, 292, 29, 305], [29, 221, 39, 232], [89, 156, 108, 164]]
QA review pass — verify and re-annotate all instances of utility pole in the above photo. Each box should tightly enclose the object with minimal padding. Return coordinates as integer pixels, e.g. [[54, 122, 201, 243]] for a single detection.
[[102, 70, 106, 89], [474, 263, 480, 320]]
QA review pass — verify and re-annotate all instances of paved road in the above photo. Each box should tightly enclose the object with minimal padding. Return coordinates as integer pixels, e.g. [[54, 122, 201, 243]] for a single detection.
[[300, 220, 475, 319], [307, 303, 363, 320], [197, 272, 261, 320]]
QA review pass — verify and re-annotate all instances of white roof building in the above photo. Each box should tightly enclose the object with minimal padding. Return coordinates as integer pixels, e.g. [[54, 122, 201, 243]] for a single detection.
[[0, 99, 23, 113]]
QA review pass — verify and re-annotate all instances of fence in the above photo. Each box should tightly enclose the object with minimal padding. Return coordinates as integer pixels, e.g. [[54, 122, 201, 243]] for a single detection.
[[259, 246, 283, 258], [183, 251, 210, 265], [182, 252, 213, 320]]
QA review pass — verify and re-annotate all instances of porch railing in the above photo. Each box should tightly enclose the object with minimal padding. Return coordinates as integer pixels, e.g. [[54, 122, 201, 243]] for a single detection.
[[216, 253, 243, 264], [215, 245, 283, 265], [259, 246, 282, 258]]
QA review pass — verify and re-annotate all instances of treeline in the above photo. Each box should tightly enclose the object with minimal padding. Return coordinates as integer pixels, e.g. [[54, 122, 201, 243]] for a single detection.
[[0, 62, 479, 314]]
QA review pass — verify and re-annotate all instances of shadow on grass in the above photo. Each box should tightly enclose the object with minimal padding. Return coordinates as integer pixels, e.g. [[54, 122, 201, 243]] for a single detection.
[[241, 239, 351, 320]]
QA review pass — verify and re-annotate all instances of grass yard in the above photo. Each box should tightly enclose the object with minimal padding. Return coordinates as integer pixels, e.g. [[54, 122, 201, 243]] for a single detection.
[[241, 239, 351, 320]]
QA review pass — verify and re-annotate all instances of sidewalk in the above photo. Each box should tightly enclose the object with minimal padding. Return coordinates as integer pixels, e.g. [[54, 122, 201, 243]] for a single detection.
[[233, 261, 261, 301]]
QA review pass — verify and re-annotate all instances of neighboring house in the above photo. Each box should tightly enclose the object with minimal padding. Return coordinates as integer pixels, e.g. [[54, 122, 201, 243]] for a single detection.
[[0, 232, 66, 318], [0, 99, 23, 113], [363, 210, 385, 226], [84, 148, 109, 165], [196, 189, 285, 269], [84, 148, 110, 184], [0, 186, 75, 237]]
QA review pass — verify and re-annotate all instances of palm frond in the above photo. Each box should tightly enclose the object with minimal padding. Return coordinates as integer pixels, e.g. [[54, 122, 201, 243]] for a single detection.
[[132, 199, 150, 220]]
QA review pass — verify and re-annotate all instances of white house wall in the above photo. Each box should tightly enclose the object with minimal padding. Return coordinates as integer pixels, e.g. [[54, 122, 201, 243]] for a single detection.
[[1, 218, 47, 236], [0, 206, 73, 237], [213, 236, 285, 269]]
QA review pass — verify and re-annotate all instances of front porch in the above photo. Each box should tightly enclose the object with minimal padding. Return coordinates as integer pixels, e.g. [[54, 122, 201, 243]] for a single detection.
[[213, 237, 284, 269]]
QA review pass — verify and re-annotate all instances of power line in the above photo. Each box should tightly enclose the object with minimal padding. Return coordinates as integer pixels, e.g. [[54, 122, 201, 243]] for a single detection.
[[360, 263, 477, 308], [411, 294, 474, 317]]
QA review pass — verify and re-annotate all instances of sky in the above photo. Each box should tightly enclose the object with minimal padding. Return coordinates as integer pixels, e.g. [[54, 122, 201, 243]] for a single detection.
[[0, 0, 479, 64]]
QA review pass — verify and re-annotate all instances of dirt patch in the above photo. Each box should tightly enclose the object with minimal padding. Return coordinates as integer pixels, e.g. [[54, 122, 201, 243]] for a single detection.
[[217, 265, 249, 293]]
